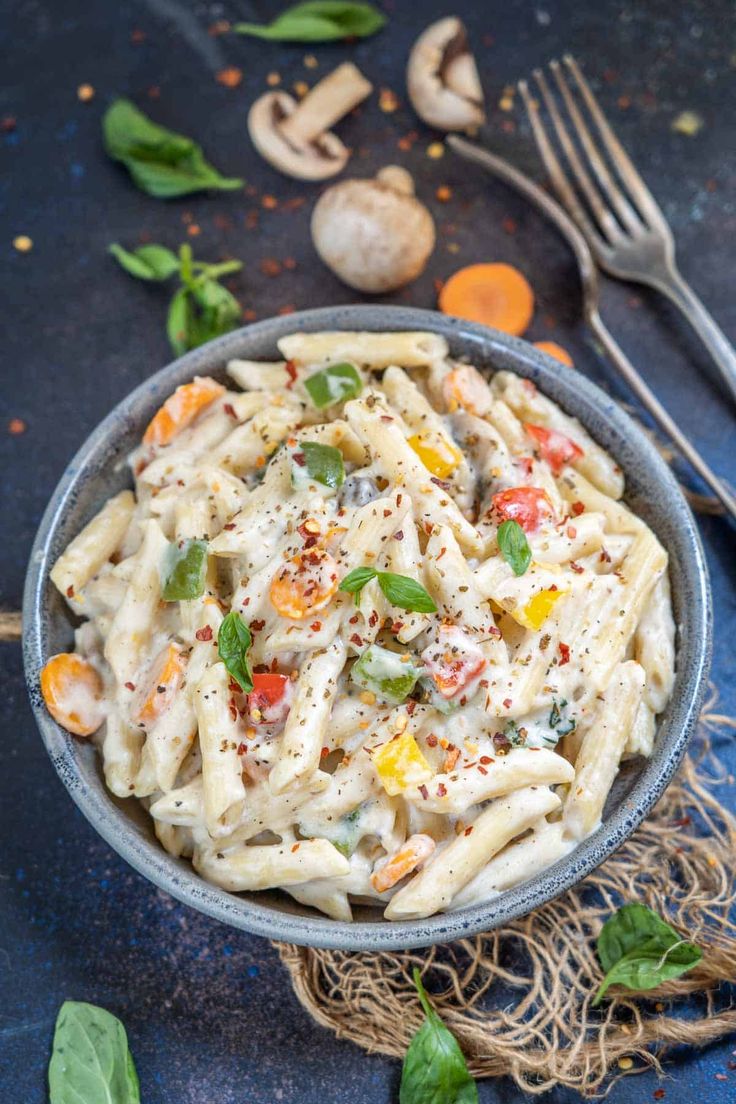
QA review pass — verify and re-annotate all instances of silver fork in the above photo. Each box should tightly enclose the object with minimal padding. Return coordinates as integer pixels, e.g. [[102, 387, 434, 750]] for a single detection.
[[447, 134, 736, 523], [518, 54, 736, 408]]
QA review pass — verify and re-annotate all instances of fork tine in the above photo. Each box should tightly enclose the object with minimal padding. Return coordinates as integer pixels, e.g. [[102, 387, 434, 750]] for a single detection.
[[518, 78, 607, 252], [533, 67, 624, 246], [563, 55, 669, 231], [549, 60, 642, 235]]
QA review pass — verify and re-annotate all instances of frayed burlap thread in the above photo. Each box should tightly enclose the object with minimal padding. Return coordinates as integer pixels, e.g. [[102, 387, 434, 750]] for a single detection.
[[276, 694, 736, 1097]]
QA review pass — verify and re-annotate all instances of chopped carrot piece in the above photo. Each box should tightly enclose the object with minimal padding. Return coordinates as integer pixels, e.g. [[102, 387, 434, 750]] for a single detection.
[[143, 377, 225, 448], [269, 549, 339, 620], [438, 263, 534, 336], [371, 834, 436, 892], [40, 653, 104, 737], [533, 341, 574, 367], [137, 644, 186, 727]]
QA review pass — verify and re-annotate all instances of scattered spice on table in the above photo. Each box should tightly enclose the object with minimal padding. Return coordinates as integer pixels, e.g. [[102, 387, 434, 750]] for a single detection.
[[77, 83, 95, 102], [427, 141, 444, 159], [379, 87, 399, 112], [672, 110, 703, 136], [266, 71, 281, 87], [130, 28, 146, 44], [1, 115, 16, 131], [13, 235, 33, 252], [217, 67, 243, 88], [8, 418, 26, 435], [435, 185, 452, 202]]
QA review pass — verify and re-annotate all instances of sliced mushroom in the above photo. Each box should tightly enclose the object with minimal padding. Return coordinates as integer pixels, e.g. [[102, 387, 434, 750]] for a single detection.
[[311, 166, 435, 293], [407, 17, 485, 131], [248, 62, 372, 181]]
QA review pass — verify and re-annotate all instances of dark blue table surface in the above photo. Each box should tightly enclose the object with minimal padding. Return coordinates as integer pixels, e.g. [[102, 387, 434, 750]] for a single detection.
[[2, 1, 735, 1100]]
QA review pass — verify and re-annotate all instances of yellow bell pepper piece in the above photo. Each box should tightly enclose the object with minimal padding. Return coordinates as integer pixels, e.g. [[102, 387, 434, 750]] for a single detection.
[[407, 432, 463, 479], [371, 731, 433, 796], [513, 587, 569, 631]]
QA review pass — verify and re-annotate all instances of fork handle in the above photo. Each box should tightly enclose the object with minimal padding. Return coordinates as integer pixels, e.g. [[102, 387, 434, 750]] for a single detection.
[[589, 309, 736, 523], [648, 265, 736, 407]]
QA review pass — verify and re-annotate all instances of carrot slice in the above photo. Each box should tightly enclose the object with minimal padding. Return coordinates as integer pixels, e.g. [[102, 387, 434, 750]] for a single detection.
[[371, 834, 436, 893], [533, 341, 574, 367], [269, 549, 339, 620], [40, 653, 104, 737], [438, 263, 534, 336], [137, 644, 186, 727], [143, 377, 225, 448]]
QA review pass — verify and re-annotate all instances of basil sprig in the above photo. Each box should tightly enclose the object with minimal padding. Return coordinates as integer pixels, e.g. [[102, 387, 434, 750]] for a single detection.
[[234, 1, 385, 42], [340, 567, 437, 613], [48, 1001, 140, 1104], [162, 538, 208, 601], [593, 902, 702, 1006], [294, 441, 345, 489], [218, 612, 254, 692], [304, 362, 362, 408], [103, 99, 243, 198], [497, 519, 531, 577], [400, 968, 478, 1104], [110, 241, 243, 355]]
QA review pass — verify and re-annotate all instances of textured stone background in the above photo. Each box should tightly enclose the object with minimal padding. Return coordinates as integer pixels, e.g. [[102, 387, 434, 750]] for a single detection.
[[1, 1, 735, 1100]]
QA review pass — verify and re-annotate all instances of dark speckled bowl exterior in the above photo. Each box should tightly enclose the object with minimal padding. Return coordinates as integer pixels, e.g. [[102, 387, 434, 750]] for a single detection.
[[23, 306, 711, 950]]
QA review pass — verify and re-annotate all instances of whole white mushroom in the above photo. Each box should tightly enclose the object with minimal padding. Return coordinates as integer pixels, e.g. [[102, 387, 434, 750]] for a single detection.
[[310, 166, 436, 293]]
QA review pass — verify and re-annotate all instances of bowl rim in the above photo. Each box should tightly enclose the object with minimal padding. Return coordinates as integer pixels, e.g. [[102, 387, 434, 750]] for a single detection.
[[23, 304, 712, 950]]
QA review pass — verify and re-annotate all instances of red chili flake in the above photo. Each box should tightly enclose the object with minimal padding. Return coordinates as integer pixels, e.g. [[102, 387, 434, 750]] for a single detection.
[[229, 679, 241, 694], [502, 216, 517, 235], [493, 732, 511, 754], [567, 526, 577, 539], [479, 755, 493, 765], [291, 842, 301, 853], [418, 784, 429, 800], [262, 194, 278, 210], [396, 494, 403, 507], [570, 561, 584, 574], [223, 523, 236, 531], [672, 815, 691, 828], [464, 826, 473, 836], [350, 633, 363, 646], [348, 614, 359, 625], [284, 360, 298, 388], [130, 28, 146, 44], [8, 417, 26, 435], [297, 522, 319, 548], [196, 625, 213, 642], [558, 642, 571, 666], [436, 782, 447, 797], [503, 698, 512, 709], [571, 501, 585, 516], [250, 619, 265, 632], [1, 116, 17, 132], [383, 509, 392, 518], [124, 681, 136, 692], [260, 257, 282, 277], [368, 611, 379, 627], [223, 402, 237, 418], [242, 308, 257, 322], [228, 701, 238, 721], [310, 621, 322, 632], [430, 476, 451, 491], [237, 742, 247, 755], [653, 1091, 666, 1100], [406, 700, 416, 716], [437, 546, 447, 561], [516, 455, 534, 478], [599, 549, 612, 563], [320, 746, 330, 758], [426, 734, 438, 748], [65, 584, 74, 598], [208, 20, 230, 35], [278, 304, 296, 316], [147, 86, 160, 99], [391, 620, 404, 634], [478, 765, 488, 776], [245, 210, 259, 231], [217, 67, 243, 88], [282, 196, 306, 212]]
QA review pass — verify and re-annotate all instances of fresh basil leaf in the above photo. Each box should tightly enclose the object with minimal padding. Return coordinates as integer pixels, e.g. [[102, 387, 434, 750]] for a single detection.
[[304, 362, 362, 408], [593, 903, 702, 1006], [339, 566, 378, 595], [234, 1, 385, 42], [166, 287, 191, 355], [103, 99, 243, 198], [298, 441, 346, 489], [162, 538, 208, 601], [166, 278, 242, 355], [377, 572, 437, 613], [48, 1000, 140, 1104], [497, 519, 531, 577], [109, 242, 180, 281], [400, 968, 478, 1104], [218, 612, 254, 692]]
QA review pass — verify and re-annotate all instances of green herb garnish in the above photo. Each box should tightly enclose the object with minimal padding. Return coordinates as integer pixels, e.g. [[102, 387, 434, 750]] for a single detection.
[[340, 568, 437, 613], [593, 903, 702, 1006], [217, 612, 254, 693], [304, 363, 362, 408], [548, 697, 576, 737], [234, 1, 385, 42], [162, 539, 208, 601], [400, 968, 478, 1104], [292, 441, 345, 489], [103, 99, 243, 198], [110, 241, 243, 354], [48, 1001, 140, 1104], [497, 519, 531, 577]]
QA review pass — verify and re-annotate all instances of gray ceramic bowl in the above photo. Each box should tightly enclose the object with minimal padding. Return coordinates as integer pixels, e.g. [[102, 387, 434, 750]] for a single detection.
[[24, 306, 711, 950]]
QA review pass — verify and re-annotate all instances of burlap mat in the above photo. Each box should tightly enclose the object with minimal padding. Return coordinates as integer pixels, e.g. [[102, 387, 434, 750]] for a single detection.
[[276, 693, 736, 1096]]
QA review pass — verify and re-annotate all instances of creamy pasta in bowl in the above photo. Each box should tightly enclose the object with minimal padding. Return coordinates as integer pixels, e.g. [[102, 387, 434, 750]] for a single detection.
[[25, 308, 710, 948]]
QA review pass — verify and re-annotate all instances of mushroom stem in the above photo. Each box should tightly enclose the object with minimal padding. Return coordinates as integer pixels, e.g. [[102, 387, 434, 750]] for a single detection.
[[279, 63, 372, 149]]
